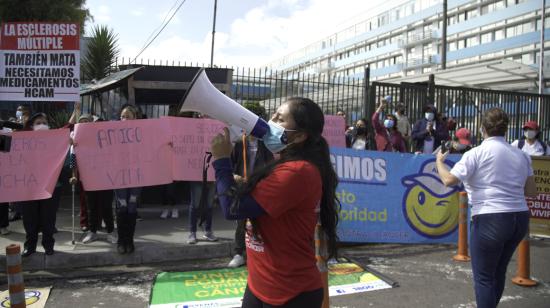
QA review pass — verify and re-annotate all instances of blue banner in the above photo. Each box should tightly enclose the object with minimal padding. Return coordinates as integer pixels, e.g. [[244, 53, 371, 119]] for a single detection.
[[331, 148, 462, 243]]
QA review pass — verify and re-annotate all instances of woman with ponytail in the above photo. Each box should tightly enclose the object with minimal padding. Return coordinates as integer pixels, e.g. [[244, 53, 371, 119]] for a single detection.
[[211, 97, 340, 308]]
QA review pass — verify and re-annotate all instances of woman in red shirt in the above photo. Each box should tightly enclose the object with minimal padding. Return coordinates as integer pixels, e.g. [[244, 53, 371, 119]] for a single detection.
[[211, 97, 340, 307]]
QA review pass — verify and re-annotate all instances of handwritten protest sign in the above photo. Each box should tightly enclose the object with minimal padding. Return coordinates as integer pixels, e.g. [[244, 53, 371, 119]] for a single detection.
[[528, 156, 550, 237], [323, 115, 346, 147], [0, 129, 70, 202], [168, 117, 226, 182], [74, 119, 172, 191], [0, 22, 80, 101]]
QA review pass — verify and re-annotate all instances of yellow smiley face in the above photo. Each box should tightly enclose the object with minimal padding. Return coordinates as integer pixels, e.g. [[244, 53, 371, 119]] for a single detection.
[[403, 186, 459, 238]]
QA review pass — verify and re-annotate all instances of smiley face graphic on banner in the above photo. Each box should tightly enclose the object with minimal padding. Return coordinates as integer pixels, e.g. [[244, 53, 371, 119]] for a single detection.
[[401, 159, 460, 238]]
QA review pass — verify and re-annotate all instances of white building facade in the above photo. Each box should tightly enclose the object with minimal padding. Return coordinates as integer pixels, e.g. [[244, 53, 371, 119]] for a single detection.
[[268, 0, 549, 91]]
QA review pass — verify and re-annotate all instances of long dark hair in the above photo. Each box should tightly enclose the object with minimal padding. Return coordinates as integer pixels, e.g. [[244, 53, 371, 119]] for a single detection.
[[242, 97, 340, 258]]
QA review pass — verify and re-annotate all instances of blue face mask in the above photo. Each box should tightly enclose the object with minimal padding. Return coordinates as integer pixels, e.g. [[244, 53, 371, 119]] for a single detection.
[[384, 119, 394, 129], [263, 120, 296, 153]]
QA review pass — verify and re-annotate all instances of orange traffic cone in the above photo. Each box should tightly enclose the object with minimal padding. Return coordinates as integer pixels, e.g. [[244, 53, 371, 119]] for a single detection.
[[511, 238, 537, 287], [453, 192, 470, 262]]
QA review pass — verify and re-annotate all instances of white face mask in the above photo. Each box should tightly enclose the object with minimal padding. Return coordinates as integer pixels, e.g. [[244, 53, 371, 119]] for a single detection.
[[33, 124, 49, 131], [425, 112, 435, 121], [524, 130, 537, 139], [16, 110, 23, 119]]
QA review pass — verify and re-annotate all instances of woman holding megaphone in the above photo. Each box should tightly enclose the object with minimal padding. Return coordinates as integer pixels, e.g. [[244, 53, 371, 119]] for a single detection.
[[211, 97, 340, 308]]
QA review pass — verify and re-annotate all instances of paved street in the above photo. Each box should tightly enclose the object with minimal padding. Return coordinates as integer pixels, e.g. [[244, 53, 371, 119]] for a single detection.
[[3, 241, 548, 308]]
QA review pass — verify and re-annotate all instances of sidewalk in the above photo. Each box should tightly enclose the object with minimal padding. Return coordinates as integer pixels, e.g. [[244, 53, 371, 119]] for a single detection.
[[0, 196, 237, 271]]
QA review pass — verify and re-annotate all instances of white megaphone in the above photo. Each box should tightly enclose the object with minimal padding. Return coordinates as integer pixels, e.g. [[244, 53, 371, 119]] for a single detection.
[[177, 69, 269, 140]]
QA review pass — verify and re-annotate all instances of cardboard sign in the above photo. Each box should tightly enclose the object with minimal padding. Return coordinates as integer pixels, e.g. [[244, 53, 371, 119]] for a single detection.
[[73, 119, 172, 191], [323, 115, 346, 147], [168, 117, 227, 182], [0, 22, 80, 101], [0, 129, 69, 202]]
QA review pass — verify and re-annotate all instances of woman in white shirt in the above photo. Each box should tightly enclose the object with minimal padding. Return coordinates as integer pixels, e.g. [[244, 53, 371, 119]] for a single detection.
[[436, 107, 537, 308], [510, 120, 549, 156]]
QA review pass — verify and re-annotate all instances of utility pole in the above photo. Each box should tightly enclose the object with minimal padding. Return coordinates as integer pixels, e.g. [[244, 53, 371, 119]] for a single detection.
[[441, 0, 447, 70], [210, 0, 218, 67], [539, 0, 546, 95]]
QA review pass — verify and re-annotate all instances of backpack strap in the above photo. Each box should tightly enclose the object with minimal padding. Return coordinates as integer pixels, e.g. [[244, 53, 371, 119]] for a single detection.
[[539, 140, 548, 155], [518, 138, 525, 149]]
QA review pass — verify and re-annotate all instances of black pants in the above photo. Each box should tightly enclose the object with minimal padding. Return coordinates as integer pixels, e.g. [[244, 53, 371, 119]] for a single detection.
[[233, 219, 246, 256], [21, 188, 60, 251], [242, 285, 323, 308], [87, 190, 114, 233], [0, 203, 9, 228]]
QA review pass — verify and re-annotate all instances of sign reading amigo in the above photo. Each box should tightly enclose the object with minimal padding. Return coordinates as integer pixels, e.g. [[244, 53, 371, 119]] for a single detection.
[[0, 22, 80, 101]]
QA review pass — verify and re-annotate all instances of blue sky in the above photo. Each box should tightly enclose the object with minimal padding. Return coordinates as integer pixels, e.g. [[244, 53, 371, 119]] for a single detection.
[[85, 0, 400, 67]]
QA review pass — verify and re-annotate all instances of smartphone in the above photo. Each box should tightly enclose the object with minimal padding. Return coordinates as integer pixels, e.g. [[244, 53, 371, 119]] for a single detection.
[[440, 141, 448, 154]]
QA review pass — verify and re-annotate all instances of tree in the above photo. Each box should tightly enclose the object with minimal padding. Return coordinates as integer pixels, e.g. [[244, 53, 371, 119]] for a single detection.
[[243, 101, 267, 119], [81, 25, 119, 82], [0, 0, 92, 33]]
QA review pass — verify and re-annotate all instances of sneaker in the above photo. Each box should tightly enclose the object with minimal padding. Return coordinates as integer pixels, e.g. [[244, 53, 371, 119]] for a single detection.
[[187, 232, 197, 244], [136, 214, 144, 222], [171, 208, 179, 219], [202, 231, 218, 242], [160, 209, 170, 219], [82, 231, 98, 244], [0, 227, 10, 235], [228, 254, 245, 268], [107, 232, 118, 244]]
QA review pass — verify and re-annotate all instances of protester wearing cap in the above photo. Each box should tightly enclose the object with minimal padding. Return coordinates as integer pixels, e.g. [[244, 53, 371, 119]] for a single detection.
[[452, 128, 473, 154], [412, 104, 449, 154], [511, 121, 550, 156], [436, 107, 537, 308]]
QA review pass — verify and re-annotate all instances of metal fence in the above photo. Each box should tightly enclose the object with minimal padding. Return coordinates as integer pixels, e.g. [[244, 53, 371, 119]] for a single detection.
[[367, 79, 550, 144], [4, 61, 550, 144]]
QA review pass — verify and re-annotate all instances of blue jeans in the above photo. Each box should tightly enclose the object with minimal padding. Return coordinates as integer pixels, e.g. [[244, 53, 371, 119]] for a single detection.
[[470, 211, 529, 308], [189, 182, 215, 233]]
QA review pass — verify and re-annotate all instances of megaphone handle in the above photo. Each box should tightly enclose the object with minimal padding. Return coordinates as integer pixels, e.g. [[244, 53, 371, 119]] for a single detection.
[[242, 134, 247, 179]]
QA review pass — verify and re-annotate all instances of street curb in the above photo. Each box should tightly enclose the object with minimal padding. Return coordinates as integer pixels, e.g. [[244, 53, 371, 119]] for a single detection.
[[0, 241, 233, 271]]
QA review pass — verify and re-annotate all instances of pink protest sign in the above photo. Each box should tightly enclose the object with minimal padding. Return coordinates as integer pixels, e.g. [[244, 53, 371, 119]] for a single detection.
[[168, 117, 226, 182], [73, 118, 172, 191], [0, 129, 70, 202], [323, 115, 346, 147]]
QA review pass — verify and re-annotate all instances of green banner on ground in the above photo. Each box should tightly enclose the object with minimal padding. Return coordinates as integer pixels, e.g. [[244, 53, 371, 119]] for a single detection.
[[150, 260, 393, 308]]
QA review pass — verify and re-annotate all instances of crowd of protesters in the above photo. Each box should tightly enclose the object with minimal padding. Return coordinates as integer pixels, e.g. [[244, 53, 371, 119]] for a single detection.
[[1, 99, 546, 278]]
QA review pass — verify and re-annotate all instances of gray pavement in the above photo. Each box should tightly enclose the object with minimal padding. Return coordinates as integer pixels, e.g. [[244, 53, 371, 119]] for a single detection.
[[0, 196, 237, 271], [0, 196, 549, 307]]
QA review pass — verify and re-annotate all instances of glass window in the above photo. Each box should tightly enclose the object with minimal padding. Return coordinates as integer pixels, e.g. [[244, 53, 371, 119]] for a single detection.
[[522, 53, 534, 64], [467, 36, 479, 47], [458, 12, 466, 23], [481, 32, 492, 44], [495, 29, 505, 40], [506, 26, 515, 38]]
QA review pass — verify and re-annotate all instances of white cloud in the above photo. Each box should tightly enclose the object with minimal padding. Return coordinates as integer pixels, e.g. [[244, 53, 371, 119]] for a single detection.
[[130, 9, 144, 17], [95, 5, 111, 22], [157, 10, 181, 25], [123, 0, 406, 67]]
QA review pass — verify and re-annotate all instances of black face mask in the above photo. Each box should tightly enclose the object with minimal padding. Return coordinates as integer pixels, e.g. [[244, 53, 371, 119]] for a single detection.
[[355, 127, 366, 135]]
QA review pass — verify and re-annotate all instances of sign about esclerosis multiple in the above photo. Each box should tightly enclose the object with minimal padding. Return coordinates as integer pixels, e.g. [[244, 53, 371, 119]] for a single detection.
[[0, 22, 80, 101], [332, 147, 462, 244]]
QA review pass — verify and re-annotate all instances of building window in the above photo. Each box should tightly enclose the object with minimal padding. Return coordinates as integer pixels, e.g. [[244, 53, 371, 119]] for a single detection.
[[495, 29, 505, 40], [481, 32, 492, 44], [466, 36, 479, 47]]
